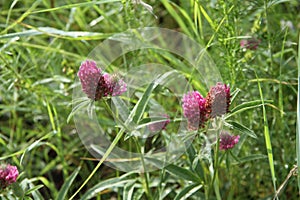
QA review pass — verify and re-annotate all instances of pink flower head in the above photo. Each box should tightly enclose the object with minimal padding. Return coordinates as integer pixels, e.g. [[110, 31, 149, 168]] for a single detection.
[[78, 60, 126, 100], [182, 91, 208, 130], [148, 114, 170, 132], [103, 73, 127, 96], [205, 83, 230, 118], [240, 38, 261, 50], [78, 60, 105, 100], [0, 164, 19, 189], [219, 131, 240, 150]]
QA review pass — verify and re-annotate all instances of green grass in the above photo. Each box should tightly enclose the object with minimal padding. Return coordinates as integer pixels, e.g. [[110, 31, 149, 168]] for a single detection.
[[0, 0, 299, 199]]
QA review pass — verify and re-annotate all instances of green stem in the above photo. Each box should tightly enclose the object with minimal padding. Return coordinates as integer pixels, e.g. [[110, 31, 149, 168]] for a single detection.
[[211, 119, 223, 200], [156, 167, 166, 200], [69, 100, 128, 200], [69, 127, 126, 200], [133, 137, 152, 200], [212, 136, 222, 200], [104, 100, 129, 130]]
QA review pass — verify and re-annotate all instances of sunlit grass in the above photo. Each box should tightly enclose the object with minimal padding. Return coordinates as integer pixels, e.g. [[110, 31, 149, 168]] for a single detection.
[[0, 0, 298, 199]]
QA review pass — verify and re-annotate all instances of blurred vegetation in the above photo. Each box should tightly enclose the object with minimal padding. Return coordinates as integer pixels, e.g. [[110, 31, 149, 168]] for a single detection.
[[0, 0, 299, 199]]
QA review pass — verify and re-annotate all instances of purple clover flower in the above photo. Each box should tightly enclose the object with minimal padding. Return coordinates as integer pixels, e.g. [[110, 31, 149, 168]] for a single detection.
[[240, 38, 261, 50], [205, 83, 230, 118], [78, 60, 126, 100], [182, 91, 208, 130], [0, 164, 19, 189], [103, 73, 127, 96], [219, 131, 240, 150], [148, 114, 170, 132]]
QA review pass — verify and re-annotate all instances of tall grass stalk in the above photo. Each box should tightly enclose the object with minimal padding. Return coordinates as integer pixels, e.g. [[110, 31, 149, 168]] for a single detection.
[[69, 100, 127, 200], [256, 72, 277, 196], [296, 34, 300, 194]]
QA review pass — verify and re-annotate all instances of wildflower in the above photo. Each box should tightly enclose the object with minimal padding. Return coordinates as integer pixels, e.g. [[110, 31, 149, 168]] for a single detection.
[[280, 20, 294, 30], [78, 60, 105, 100], [205, 83, 230, 118], [219, 131, 240, 150], [132, 0, 155, 16], [240, 38, 261, 50], [103, 73, 127, 96], [0, 164, 19, 189], [182, 91, 207, 130], [148, 114, 170, 132], [78, 60, 126, 100]]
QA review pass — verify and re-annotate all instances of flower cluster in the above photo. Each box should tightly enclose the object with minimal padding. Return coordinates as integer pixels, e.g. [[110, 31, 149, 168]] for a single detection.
[[205, 83, 230, 118], [103, 73, 127, 96], [240, 38, 261, 50], [182, 91, 207, 130], [0, 164, 19, 189], [182, 83, 231, 130], [219, 131, 240, 150], [182, 83, 239, 150], [78, 60, 127, 101]]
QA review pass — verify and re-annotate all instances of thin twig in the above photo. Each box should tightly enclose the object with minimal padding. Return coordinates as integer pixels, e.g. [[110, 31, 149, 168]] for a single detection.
[[273, 165, 298, 200]]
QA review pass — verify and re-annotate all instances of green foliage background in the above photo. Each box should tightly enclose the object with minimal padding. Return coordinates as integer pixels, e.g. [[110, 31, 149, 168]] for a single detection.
[[0, 0, 299, 199]]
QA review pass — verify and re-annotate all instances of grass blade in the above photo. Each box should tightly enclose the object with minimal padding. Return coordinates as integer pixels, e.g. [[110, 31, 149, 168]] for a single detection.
[[199, 5, 215, 30], [160, 0, 193, 37], [226, 99, 274, 119], [256, 72, 277, 193], [296, 34, 300, 193], [1, 0, 42, 34], [32, 0, 121, 14], [56, 167, 81, 200], [232, 154, 267, 165], [165, 164, 201, 183], [80, 174, 135, 200], [144, 157, 201, 183], [174, 183, 203, 200], [132, 82, 156, 123], [69, 125, 126, 200], [225, 120, 257, 139], [0, 27, 111, 40]]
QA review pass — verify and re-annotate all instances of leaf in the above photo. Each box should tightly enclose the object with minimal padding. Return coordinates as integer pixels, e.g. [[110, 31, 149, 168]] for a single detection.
[[1, 0, 42, 34], [67, 98, 91, 123], [32, 0, 121, 13], [20, 131, 56, 164], [186, 145, 204, 180], [80, 173, 135, 200], [25, 185, 44, 196], [112, 96, 130, 122], [0, 27, 111, 40], [123, 180, 137, 200], [160, 0, 193, 37], [144, 157, 202, 183], [174, 183, 203, 200], [28, 176, 57, 197], [56, 167, 81, 200], [136, 117, 169, 129], [225, 120, 257, 139], [230, 88, 241, 104], [199, 5, 215, 30], [232, 154, 267, 165], [227, 99, 273, 118], [132, 82, 156, 123], [267, 0, 292, 8], [11, 182, 25, 198], [165, 164, 201, 183], [129, 70, 177, 126], [256, 72, 277, 192], [32, 75, 71, 86], [132, 188, 144, 200]]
